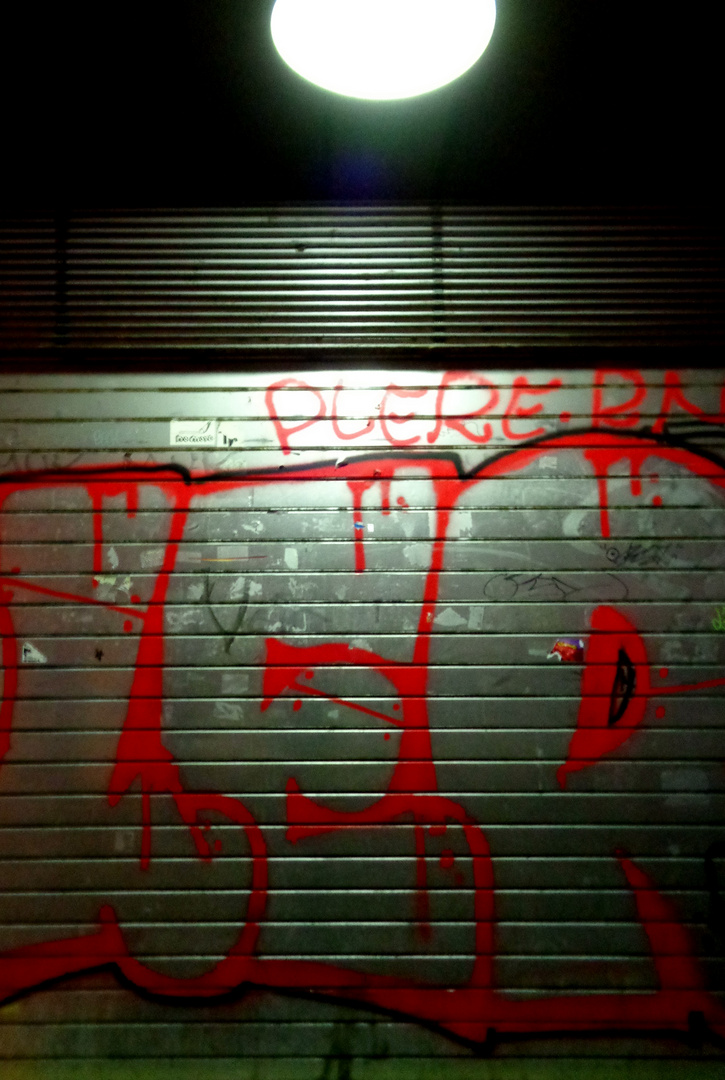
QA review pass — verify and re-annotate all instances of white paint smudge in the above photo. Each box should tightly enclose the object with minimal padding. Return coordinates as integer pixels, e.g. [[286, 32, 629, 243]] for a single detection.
[[403, 544, 430, 569], [241, 519, 264, 535], [107, 546, 120, 570], [166, 610, 198, 631], [284, 548, 299, 571], [435, 607, 467, 628], [230, 577, 247, 601], [94, 576, 120, 602], [448, 511, 473, 539], [22, 643, 48, 665], [214, 700, 246, 722], [141, 549, 165, 570], [562, 509, 590, 538]]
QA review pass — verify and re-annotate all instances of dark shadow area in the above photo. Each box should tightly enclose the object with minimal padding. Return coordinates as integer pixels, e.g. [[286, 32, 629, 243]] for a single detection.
[[0, 0, 722, 207]]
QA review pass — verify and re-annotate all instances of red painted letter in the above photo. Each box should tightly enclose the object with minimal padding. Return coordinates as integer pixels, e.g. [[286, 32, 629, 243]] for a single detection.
[[427, 371, 500, 445], [265, 379, 327, 455], [652, 370, 725, 434], [331, 383, 375, 442], [502, 376, 562, 442], [592, 369, 646, 429], [379, 386, 428, 448]]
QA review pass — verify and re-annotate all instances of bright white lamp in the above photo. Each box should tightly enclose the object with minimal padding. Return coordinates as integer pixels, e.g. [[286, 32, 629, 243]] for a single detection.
[[270, 0, 497, 101]]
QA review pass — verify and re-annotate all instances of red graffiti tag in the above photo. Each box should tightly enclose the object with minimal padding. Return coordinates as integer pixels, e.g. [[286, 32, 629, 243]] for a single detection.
[[0, 433, 724, 1045], [264, 370, 725, 453]]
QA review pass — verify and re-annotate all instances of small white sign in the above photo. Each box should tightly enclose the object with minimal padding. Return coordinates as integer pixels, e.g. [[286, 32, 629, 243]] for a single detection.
[[170, 419, 218, 447], [22, 642, 48, 665]]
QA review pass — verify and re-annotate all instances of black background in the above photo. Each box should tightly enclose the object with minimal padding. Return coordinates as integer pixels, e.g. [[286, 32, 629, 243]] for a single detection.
[[0, 1, 721, 207]]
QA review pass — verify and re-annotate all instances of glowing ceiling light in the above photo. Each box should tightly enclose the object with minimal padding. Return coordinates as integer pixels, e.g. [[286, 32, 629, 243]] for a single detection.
[[270, 0, 497, 101]]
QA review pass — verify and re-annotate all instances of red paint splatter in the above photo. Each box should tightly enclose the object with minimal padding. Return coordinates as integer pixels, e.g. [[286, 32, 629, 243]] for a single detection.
[[653, 495, 663, 507], [0, 575, 141, 621], [656, 707, 666, 719], [659, 676, 725, 696], [440, 850, 455, 870]]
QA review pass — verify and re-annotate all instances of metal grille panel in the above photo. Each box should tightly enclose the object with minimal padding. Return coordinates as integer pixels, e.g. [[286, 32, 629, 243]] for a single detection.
[[1, 208, 723, 351]]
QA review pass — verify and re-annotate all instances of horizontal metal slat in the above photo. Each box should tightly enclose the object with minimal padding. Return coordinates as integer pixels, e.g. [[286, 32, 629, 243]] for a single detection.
[[2, 208, 724, 350]]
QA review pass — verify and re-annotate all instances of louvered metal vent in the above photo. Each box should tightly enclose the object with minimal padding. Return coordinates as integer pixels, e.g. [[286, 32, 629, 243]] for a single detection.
[[1, 208, 724, 350]]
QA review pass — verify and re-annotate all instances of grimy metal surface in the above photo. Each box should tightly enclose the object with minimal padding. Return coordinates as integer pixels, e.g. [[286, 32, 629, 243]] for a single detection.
[[0, 367, 724, 1079], [1, 208, 724, 350]]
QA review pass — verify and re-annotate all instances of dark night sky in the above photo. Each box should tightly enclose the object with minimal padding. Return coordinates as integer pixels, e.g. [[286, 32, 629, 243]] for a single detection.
[[0, 1, 721, 207]]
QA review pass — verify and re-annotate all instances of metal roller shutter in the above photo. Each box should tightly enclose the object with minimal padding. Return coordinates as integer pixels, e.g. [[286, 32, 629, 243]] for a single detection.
[[0, 367, 724, 1078], [1, 208, 724, 351]]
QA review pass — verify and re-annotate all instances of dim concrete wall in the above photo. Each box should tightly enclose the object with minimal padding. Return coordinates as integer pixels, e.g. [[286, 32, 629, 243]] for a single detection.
[[0, 367, 724, 1079]]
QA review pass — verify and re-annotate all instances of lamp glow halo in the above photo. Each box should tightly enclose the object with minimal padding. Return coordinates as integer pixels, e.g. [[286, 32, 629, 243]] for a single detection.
[[271, 0, 497, 101]]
